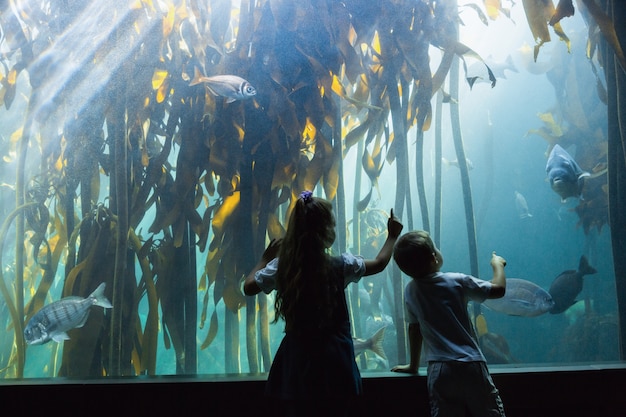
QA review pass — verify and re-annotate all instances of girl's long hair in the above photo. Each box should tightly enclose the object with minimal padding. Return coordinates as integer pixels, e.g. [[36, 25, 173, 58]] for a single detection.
[[274, 193, 338, 332]]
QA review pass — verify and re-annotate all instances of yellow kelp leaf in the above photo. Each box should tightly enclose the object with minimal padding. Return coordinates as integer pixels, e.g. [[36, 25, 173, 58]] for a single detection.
[[156, 78, 169, 103], [176, 0, 189, 20], [484, 0, 501, 20], [362, 147, 377, 182], [137, 119, 150, 166], [538, 112, 563, 136], [331, 74, 347, 97], [372, 31, 381, 56], [233, 122, 245, 145], [303, 117, 317, 141], [162, 3, 175, 38], [10, 127, 23, 145], [212, 191, 240, 236], [222, 283, 245, 313], [206, 243, 222, 285], [348, 25, 357, 46], [551, 21, 571, 53], [151, 69, 168, 90], [7, 68, 17, 85], [200, 310, 219, 349], [54, 155, 64, 171], [131, 0, 154, 10], [475, 313, 489, 337], [200, 275, 209, 324], [303, 153, 324, 192], [522, 0, 555, 60], [46, 233, 61, 256]]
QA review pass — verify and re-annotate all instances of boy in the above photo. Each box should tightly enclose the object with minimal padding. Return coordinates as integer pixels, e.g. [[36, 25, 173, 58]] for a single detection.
[[391, 230, 507, 417]]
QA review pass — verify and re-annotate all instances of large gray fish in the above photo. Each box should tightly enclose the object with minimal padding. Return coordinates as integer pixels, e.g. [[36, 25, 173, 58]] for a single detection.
[[548, 255, 597, 314], [546, 144, 590, 202], [24, 283, 112, 345], [353, 326, 386, 360], [483, 278, 555, 317], [190, 67, 256, 103]]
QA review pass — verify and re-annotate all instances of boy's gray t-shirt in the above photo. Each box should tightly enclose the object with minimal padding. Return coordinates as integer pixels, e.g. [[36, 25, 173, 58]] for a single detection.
[[404, 271, 492, 362]]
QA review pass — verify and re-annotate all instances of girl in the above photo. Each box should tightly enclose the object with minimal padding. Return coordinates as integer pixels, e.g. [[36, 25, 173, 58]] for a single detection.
[[244, 190, 403, 417]]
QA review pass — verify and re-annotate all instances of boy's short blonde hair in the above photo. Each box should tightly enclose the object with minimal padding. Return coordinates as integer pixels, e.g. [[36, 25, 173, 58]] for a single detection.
[[393, 230, 437, 278]]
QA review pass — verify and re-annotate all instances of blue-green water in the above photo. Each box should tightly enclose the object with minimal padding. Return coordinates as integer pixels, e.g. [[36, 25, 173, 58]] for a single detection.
[[0, 0, 619, 380]]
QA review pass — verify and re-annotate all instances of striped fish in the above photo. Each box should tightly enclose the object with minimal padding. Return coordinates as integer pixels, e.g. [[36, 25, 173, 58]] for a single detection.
[[24, 283, 112, 345], [189, 67, 256, 103]]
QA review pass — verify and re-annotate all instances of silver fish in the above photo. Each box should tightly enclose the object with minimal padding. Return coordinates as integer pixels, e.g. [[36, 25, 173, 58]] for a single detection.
[[546, 144, 590, 202], [24, 282, 112, 345], [353, 326, 386, 359], [442, 157, 474, 170], [190, 67, 256, 103], [483, 278, 555, 317], [514, 191, 533, 219]]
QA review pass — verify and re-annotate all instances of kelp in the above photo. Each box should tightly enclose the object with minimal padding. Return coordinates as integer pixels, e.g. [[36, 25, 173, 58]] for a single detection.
[[0, 0, 613, 378], [522, 0, 571, 61], [0, 202, 37, 377]]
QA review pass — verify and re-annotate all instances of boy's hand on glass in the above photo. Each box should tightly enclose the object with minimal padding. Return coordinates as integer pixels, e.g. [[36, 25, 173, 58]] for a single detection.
[[391, 363, 417, 374], [490, 251, 506, 269]]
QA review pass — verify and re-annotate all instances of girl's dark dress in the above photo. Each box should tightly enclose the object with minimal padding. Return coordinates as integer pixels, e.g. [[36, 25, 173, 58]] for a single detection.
[[254, 254, 365, 410]]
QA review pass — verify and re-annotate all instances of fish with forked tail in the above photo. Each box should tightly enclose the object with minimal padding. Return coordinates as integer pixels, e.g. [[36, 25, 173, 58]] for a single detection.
[[548, 255, 597, 314], [24, 282, 112, 345], [189, 67, 256, 103], [353, 326, 387, 360]]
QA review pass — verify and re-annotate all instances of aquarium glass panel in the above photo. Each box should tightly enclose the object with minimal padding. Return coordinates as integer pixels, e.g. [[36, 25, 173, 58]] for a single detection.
[[0, 0, 621, 380]]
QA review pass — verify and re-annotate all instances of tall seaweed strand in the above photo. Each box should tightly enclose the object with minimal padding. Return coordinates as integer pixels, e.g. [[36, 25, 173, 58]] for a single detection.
[[449, 44, 479, 281], [434, 89, 444, 247], [381, 34, 409, 364], [350, 138, 364, 368]]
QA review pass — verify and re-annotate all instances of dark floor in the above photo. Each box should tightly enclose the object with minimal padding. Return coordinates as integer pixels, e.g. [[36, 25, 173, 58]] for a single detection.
[[3, 364, 626, 416]]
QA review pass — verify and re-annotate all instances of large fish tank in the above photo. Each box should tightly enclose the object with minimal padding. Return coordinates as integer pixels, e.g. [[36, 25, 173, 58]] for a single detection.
[[0, 0, 624, 382]]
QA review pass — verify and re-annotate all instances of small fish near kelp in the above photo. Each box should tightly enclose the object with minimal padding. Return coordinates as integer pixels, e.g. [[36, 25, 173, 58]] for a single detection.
[[514, 191, 533, 219], [189, 67, 256, 103], [483, 278, 555, 317], [24, 283, 112, 345], [548, 255, 597, 314], [545, 144, 590, 202]]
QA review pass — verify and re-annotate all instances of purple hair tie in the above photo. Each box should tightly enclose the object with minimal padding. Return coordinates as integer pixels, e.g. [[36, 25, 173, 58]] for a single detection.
[[299, 190, 313, 203]]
